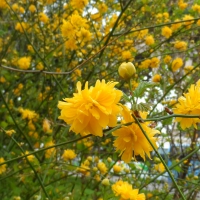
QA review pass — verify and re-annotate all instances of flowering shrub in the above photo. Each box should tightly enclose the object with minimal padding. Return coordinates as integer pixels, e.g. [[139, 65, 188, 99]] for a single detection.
[[0, 0, 200, 199]]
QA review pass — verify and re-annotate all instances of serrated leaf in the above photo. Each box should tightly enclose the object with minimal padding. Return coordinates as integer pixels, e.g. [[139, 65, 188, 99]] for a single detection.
[[133, 102, 152, 112], [133, 81, 158, 98], [122, 92, 131, 102]]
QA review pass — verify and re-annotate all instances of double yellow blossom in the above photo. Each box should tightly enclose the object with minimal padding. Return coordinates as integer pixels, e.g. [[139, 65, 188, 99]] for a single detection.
[[58, 80, 122, 137]]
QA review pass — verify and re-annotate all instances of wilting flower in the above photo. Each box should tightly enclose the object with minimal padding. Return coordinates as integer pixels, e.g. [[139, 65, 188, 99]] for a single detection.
[[112, 105, 159, 163], [58, 80, 122, 137], [112, 180, 145, 200], [173, 80, 200, 129]]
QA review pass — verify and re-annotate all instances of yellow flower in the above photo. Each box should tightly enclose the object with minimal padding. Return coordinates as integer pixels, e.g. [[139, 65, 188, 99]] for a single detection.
[[15, 22, 28, 33], [184, 66, 194, 74], [138, 59, 151, 69], [145, 35, 155, 46], [36, 62, 44, 70], [161, 26, 172, 38], [58, 80, 122, 137], [0, 0, 8, 9], [112, 105, 159, 163], [113, 165, 121, 173], [150, 57, 160, 68], [112, 180, 145, 200], [17, 56, 31, 70], [174, 41, 187, 51], [43, 118, 52, 133], [29, 4, 36, 13], [62, 149, 77, 161], [18, 107, 38, 121], [38, 12, 49, 23], [182, 15, 194, 29], [0, 157, 7, 174], [97, 162, 108, 175], [178, 1, 188, 10], [154, 163, 165, 173], [24, 151, 35, 162], [77, 161, 90, 176], [118, 62, 136, 80], [45, 141, 56, 159], [173, 80, 200, 129], [164, 55, 172, 64], [171, 57, 183, 72], [5, 129, 15, 136], [152, 74, 161, 82], [192, 4, 200, 12], [171, 19, 182, 31], [121, 51, 132, 60], [70, 0, 89, 10]]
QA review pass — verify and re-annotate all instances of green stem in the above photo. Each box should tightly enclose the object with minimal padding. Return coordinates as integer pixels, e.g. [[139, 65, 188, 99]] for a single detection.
[[143, 114, 200, 122], [0, 134, 92, 167], [132, 114, 186, 200]]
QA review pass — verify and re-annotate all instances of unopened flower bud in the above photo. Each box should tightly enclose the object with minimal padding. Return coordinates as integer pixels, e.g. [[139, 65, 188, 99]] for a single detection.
[[101, 178, 110, 186], [118, 62, 136, 80]]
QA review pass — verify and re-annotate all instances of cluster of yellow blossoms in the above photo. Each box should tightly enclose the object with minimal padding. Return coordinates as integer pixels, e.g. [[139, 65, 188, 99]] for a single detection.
[[58, 77, 159, 164]]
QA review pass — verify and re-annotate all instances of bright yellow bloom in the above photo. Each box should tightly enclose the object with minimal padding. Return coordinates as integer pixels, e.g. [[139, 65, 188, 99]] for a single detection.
[[70, 0, 88, 10], [174, 41, 187, 51], [112, 180, 145, 200], [97, 162, 108, 175], [77, 161, 90, 176], [173, 80, 200, 129], [164, 55, 172, 64], [29, 4, 36, 13], [45, 141, 56, 159], [150, 57, 160, 68], [122, 51, 132, 60], [43, 118, 52, 133], [178, 0, 188, 10], [171, 57, 183, 72], [138, 59, 151, 69], [38, 12, 49, 23], [145, 35, 155, 46], [58, 80, 122, 137], [182, 15, 194, 29], [5, 129, 15, 136], [0, 0, 8, 9], [17, 56, 31, 70], [0, 157, 7, 174], [62, 149, 77, 161], [18, 107, 38, 121], [161, 26, 172, 38], [152, 74, 161, 82], [184, 66, 194, 74], [171, 19, 182, 31], [112, 105, 159, 163], [15, 22, 28, 33], [118, 62, 136, 80], [24, 151, 35, 162], [113, 165, 122, 173], [154, 163, 165, 173], [36, 62, 44, 70], [192, 4, 200, 12]]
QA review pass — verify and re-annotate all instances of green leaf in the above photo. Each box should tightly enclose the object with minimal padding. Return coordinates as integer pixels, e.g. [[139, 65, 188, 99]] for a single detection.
[[132, 102, 152, 112], [122, 92, 131, 102], [133, 81, 158, 98]]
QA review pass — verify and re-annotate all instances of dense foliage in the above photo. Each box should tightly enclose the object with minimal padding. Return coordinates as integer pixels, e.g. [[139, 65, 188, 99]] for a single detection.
[[0, 0, 200, 199]]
